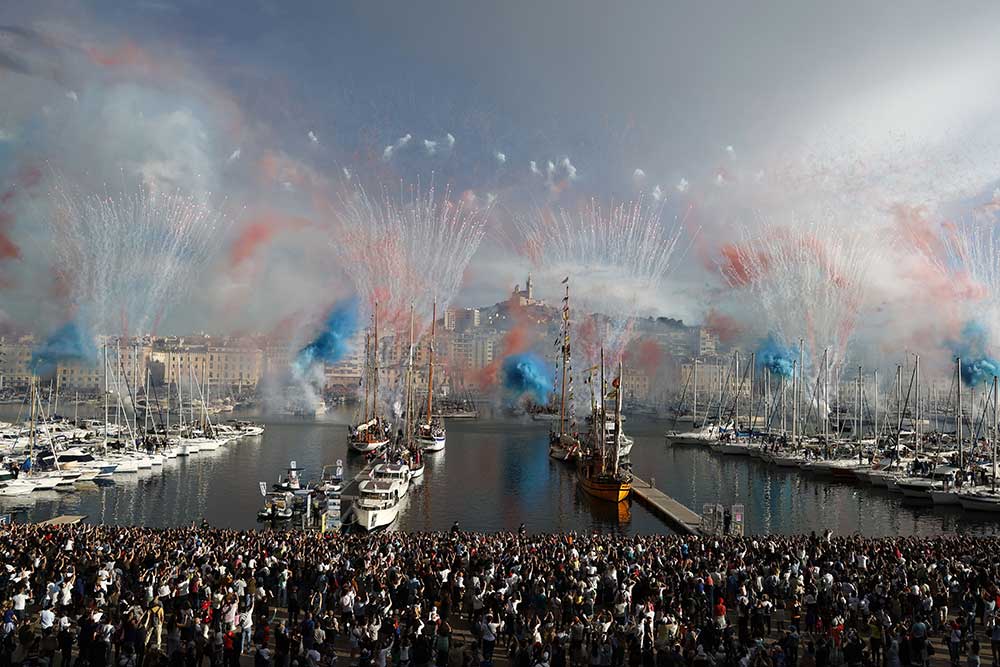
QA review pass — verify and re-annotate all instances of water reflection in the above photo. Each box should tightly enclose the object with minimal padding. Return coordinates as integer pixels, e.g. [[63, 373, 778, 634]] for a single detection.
[[1, 406, 999, 536]]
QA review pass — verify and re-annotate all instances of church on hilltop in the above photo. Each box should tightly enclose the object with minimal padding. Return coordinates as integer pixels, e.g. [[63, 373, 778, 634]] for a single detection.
[[510, 273, 544, 307]]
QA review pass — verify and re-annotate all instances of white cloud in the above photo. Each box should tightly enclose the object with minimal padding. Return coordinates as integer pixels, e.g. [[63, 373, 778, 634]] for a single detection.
[[66, 91, 78, 103], [495, 151, 506, 164], [423, 139, 438, 155], [676, 178, 690, 193], [445, 132, 455, 147], [307, 130, 318, 144], [725, 145, 734, 155], [382, 133, 413, 161], [633, 168, 646, 180], [529, 160, 540, 174], [561, 157, 578, 180], [227, 148, 241, 163]]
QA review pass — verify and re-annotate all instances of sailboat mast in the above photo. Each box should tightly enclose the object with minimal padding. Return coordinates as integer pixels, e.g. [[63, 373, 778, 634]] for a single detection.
[[363, 331, 370, 423], [407, 306, 415, 448], [993, 375, 997, 493], [373, 303, 380, 423], [613, 359, 623, 476], [914, 354, 921, 452], [873, 370, 879, 444], [734, 350, 740, 433], [599, 348, 606, 464], [103, 342, 109, 446], [425, 300, 436, 428], [823, 348, 830, 449], [957, 357, 964, 470], [692, 359, 699, 424], [559, 284, 569, 439]]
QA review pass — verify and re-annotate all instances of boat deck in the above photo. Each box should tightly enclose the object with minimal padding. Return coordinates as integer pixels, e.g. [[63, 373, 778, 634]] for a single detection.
[[630, 476, 702, 534]]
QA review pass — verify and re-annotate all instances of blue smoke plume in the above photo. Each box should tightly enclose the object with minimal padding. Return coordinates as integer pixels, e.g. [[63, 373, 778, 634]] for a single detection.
[[295, 298, 359, 371], [756, 334, 796, 379], [30, 320, 97, 376], [949, 320, 1000, 387], [501, 352, 553, 403]]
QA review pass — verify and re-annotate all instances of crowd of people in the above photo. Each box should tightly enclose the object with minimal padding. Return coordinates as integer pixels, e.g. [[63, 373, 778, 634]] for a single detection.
[[0, 523, 998, 667]]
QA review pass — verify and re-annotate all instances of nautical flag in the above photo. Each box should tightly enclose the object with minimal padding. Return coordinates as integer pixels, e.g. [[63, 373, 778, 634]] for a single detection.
[[259, 482, 267, 497], [561, 277, 569, 284], [20, 457, 30, 472]]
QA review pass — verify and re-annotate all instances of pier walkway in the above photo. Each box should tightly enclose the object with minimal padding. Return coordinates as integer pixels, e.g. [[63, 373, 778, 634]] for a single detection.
[[630, 476, 702, 534]]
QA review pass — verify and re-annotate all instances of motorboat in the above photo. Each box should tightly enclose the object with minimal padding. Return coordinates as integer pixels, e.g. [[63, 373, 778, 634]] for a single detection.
[[372, 462, 411, 498], [351, 480, 403, 531]]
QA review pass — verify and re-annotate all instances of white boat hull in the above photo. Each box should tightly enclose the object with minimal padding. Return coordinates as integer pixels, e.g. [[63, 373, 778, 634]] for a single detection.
[[959, 493, 1000, 512], [350, 438, 388, 453], [418, 435, 446, 452], [354, 502, 399, 531]]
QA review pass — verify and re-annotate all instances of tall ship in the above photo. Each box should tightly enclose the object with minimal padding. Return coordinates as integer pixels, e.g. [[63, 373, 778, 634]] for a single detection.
[[348, 306, 392, 453], [550, 281, 582, 461], [577, 351, 632, 503], [416, 301, 446, 452]]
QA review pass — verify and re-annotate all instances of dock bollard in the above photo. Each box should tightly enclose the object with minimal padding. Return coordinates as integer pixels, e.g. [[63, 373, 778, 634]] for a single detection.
[[650, 477, 655, 489]]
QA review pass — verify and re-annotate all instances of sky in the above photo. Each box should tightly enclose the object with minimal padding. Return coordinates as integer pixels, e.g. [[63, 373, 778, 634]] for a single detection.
[[3, 1, 1000, 374]]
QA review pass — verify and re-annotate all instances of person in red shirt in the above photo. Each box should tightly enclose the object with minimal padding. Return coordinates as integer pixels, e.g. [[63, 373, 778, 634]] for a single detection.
[[714, 599, 727, 628]]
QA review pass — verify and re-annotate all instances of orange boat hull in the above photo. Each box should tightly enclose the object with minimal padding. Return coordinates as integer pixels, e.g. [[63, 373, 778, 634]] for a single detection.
[[579, 475, 631, 503]]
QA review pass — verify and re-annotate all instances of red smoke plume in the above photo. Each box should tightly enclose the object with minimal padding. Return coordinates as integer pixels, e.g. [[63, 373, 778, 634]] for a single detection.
[[0, 164, 45, 269], [230, 213, 312, 267], [704, 308, 742, 344]]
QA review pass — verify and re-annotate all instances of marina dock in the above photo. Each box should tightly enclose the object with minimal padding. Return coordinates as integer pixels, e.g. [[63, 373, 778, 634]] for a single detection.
[[630, 476, 702, 534]]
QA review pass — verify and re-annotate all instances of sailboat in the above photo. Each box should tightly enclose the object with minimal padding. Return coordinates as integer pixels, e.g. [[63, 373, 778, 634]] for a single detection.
[[416, 301, 446, 452], [959, 375, 1000, 512], [550, 281, 582, 461], [577, 351, 632, 503], [348, 305, 392, 453], [402, 306, 425, 477]]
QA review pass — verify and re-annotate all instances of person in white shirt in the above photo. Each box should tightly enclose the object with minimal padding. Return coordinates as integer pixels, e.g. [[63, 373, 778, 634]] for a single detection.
[[39, 608, 55, 630]]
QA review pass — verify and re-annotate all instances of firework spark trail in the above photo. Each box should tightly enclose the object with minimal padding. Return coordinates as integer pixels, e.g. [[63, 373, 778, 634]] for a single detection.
[[940, 220, 1000, 342], [515, 197, 685, 364], [723, 219, 881, 373], [334, 178, 491, 331], [50, 179, 229, 339]]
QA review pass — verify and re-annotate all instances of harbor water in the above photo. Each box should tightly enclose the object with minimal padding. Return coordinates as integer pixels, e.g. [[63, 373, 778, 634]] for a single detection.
[[3, 406, 1000, 536]]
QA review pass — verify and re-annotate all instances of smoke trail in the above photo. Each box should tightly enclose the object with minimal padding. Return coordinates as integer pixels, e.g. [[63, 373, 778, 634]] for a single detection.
[[294, 297, 359, 372], [756, 334, 796, 379], [30, 320, 97, 376], [949, 320, 1000, 387], [501, 352, 553, 403]]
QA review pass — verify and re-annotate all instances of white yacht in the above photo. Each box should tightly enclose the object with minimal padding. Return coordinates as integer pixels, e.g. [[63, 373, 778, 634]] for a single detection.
[[351, 480, 403, 531], [372, 462, 411, 498]]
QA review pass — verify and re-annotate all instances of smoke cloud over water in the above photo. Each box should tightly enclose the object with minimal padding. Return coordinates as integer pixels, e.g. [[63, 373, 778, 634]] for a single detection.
[[294, 297, 359, 374], [501, 352, 553, 403], [30, 319, 96, 377], [756, 334, 796, 379], [949, 321, 1000, 387]]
